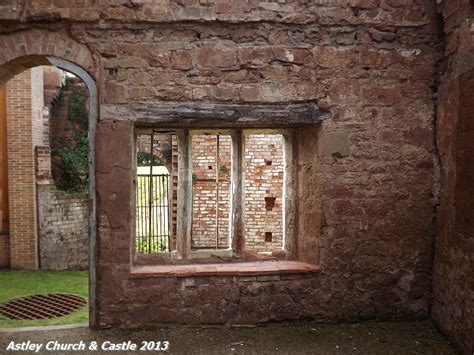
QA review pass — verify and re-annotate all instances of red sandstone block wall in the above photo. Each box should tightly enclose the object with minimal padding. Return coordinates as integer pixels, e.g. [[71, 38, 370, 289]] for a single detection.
[[0, 0, 458, 338], [431, 2, 474, 352], [87, 1, 441, 328]]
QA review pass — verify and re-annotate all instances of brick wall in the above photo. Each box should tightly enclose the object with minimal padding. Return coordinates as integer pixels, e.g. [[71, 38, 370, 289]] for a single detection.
[[0, 86, 8, 235], [188, 134, 283, 251], [191, 135, 231, 249], [136, 133, 285, 251], [5, 68, 44, 270], [37, 184, 89, 270], [244, 134, 283, 251], [0, 235, 9, 268]]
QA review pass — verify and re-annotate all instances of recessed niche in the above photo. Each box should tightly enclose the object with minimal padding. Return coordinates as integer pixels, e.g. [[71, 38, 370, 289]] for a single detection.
[[265, 232, 273, 242], [265, 197, 276, 211]]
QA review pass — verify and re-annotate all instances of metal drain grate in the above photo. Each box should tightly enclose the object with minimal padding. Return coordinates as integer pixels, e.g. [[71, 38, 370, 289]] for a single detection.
[[0, 294, 87, 320]]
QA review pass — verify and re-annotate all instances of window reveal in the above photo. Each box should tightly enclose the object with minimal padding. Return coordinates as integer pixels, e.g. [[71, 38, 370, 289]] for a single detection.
[[135, 131, 173, 253], [134, 129, 296, 260]]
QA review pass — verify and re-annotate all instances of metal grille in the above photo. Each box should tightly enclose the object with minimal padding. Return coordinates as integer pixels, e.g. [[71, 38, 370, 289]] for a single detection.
[[0, 294, 87, 320], [136, 173, 171, 253]]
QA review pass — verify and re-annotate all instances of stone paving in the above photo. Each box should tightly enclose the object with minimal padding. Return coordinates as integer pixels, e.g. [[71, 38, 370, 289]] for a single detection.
[[0, 320, 456, 354]]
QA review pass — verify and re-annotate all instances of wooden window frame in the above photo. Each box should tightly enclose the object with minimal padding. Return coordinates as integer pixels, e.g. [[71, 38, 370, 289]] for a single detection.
[[134, 128, 297, 262]]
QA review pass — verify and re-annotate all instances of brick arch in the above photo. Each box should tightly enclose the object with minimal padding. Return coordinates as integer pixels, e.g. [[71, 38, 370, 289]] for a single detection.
[[0, 28, 96, 85]]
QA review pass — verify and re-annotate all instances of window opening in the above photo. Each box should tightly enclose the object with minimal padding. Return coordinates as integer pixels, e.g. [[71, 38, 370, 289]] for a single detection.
[[135, 131, 173, 253], [134, 129, 294, 260]]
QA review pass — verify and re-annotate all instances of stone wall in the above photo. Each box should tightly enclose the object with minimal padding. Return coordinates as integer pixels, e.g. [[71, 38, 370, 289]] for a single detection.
[[0, 0, 448, 335], [431, 1, 474, 353], [92, 1, 439, 327], [37, 184, 89, 270], [136, 133, 172, 171]]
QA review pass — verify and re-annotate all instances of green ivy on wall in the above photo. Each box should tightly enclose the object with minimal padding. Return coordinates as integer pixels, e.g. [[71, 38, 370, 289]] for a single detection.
[[58, 132, 89, 193], [137, 152, 163, 167], [68, 91, 88, 127]]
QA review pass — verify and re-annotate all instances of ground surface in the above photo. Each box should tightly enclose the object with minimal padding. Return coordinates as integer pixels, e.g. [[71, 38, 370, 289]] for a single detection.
[[0, 320, 456, 354], [0, 271, 88, 328]]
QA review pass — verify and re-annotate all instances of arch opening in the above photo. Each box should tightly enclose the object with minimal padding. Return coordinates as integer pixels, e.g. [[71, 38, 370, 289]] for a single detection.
[[0, 55, 97, 328]]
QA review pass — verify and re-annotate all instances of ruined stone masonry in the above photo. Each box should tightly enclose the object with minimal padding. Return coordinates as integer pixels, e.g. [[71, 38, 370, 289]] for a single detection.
[[38, 185, 89, 270], [0, 1, 472, 353]]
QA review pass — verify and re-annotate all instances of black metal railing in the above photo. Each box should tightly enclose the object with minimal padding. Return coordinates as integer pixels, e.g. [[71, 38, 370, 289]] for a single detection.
[[135, 173, 170, 253]]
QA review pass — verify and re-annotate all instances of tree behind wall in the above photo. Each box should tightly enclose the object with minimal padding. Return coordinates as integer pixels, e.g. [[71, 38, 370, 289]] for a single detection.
[[50, 76, 89, 192]]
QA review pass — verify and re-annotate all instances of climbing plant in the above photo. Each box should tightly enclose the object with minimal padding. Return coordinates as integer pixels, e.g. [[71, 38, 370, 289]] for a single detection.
[[68, 91, 88, 127], [137, 152, 162, 167], [58, 133, 89, 193]]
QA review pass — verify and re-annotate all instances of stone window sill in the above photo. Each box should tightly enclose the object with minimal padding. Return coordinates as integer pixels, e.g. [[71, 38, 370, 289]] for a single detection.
[[130, 261, 319, 278]]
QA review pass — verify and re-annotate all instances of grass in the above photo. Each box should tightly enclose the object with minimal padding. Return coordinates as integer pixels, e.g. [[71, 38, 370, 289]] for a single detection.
[[0, 270, 88, 328]]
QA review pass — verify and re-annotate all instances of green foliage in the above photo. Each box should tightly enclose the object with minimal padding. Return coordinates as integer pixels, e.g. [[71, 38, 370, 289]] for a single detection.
[[58, 133, 89, 193], [219, 164, 228, 174], [136, 238, 168, 254], [137, 152, 162, 167], [69, 91, 88, 127], [135, 175, 169, 253], [164, 147, 173, 162], [56, 90, 65, 106]]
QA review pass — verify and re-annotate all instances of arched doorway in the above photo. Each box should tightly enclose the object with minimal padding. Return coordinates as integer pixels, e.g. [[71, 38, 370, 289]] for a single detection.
[[0, 52, 97, 328]]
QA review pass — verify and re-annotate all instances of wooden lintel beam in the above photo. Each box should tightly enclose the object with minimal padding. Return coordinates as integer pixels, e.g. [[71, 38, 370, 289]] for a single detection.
[[101, 101, 330, 128]]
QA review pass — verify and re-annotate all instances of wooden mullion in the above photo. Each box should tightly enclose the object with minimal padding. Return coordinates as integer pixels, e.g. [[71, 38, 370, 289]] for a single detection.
[[176, 129, 192, 259], [231, 129, 244, 254], [283, 130, 298, 259]]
